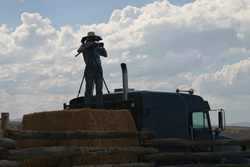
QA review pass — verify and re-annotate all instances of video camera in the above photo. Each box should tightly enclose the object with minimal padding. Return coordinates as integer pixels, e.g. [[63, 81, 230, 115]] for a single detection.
[[81, 36, 104, 47]]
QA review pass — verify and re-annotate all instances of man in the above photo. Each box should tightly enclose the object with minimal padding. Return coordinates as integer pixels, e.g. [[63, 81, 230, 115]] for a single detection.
[[77, 31, 107, 108]]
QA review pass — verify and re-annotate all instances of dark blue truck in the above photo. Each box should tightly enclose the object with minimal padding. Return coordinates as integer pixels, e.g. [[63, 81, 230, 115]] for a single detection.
[[65, 63, 250, 165]]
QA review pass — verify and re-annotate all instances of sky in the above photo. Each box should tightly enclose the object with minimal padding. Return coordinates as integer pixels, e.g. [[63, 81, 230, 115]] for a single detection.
[[0, 0, 250, 125]]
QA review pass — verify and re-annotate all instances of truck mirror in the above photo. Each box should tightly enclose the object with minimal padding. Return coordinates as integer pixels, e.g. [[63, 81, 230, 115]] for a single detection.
[[218, 110, 226, 131]]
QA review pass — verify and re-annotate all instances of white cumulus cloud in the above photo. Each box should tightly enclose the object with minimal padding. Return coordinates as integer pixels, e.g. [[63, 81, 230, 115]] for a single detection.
[[0, 0, 250, 124]]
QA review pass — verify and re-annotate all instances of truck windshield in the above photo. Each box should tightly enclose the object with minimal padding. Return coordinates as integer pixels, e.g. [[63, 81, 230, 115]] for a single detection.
[[192, 112, 210, 130]]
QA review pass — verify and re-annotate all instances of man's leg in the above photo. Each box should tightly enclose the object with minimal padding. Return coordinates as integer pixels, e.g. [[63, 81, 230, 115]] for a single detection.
[[95, 66, 103, 108], [84, 71, 94, 108]]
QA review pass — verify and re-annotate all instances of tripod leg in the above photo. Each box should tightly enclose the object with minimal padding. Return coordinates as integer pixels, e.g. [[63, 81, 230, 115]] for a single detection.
[[77, 70, 85, 98], [76, 53, 92, 98]]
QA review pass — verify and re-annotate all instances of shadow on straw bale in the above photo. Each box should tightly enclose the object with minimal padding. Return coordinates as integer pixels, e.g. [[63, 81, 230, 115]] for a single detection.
[[19, 109, 139, 167]]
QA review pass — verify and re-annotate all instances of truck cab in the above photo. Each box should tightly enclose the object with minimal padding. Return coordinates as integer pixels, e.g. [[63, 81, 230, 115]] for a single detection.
[[69, 89, 213, 140], [67, 89, 250, 165], [65, 63, 249, 165]]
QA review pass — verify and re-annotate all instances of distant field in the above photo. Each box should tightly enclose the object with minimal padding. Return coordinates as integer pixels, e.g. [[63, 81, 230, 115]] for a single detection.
[[219, 126, 250, 140], [0, 121, 22, 137], [214, 126, 250, 152]]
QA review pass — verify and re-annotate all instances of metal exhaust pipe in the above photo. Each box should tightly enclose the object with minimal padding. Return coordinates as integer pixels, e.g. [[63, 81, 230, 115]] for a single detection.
[[121, 63, 128, 100]]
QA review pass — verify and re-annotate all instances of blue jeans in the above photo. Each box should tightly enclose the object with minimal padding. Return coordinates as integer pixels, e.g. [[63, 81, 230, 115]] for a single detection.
[[84, 65, 103, 108]]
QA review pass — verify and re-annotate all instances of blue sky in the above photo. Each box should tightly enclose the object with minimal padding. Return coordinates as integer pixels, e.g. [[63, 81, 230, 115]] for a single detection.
[[1, 0, 250, 125], [0, 0, 195, 30]]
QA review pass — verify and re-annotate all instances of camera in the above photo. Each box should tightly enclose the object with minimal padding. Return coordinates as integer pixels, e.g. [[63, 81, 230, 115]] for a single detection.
[[85, 41, 104, 47], [81, 36, 102, 43], [96, 42, 104, 47], [81, 36, 104, 47], [86, 36, 102, 42]]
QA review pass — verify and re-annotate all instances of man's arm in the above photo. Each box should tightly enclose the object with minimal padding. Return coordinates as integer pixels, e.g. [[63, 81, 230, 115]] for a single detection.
[[77, 42, 96, 53], [97, 47, 108, 57]]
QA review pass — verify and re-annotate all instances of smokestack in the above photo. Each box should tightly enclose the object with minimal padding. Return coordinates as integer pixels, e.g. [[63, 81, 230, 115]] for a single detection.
[[121, 63, 128, 100]]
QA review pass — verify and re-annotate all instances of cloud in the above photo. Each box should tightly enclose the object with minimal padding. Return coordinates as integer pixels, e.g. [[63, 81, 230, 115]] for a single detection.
[[11, 13, 54, 49], [193, 58, 250, 96], [110, 5, 142, 23], [1, 0, 250, 123]]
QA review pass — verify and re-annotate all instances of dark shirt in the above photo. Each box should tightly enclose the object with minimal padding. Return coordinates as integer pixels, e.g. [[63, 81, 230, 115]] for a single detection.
[[78, 44, 102, 66]]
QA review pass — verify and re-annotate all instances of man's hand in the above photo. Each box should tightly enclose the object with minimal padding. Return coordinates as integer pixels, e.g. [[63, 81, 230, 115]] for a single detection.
[[97, 47, 108, 57]]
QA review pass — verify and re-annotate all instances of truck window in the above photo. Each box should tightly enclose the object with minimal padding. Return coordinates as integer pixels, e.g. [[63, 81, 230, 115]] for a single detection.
[[192, 112, 209, 130]]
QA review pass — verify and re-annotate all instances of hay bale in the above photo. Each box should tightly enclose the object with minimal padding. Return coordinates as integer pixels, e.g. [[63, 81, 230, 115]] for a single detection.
[[19, 109, 139, 167]]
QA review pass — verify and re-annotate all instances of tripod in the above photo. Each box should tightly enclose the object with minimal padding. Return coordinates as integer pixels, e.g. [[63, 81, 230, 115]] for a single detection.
[[76, 47, 111, 107]]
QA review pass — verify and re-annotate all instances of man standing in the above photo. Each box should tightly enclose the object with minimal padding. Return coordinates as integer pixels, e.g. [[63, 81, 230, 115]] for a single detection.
[[77, 31, 107, 108]]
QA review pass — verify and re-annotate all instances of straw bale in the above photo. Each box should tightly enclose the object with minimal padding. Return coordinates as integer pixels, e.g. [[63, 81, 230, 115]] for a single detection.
[[19, 109, 139, 167]]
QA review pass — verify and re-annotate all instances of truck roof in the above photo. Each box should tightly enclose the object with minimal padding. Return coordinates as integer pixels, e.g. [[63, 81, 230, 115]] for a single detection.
[[102, 90, 210, 113]]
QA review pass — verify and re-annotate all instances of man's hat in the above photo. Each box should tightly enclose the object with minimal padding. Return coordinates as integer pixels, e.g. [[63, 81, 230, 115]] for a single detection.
[[81, 31, 102, 43], [86, 31, 100, 37]]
